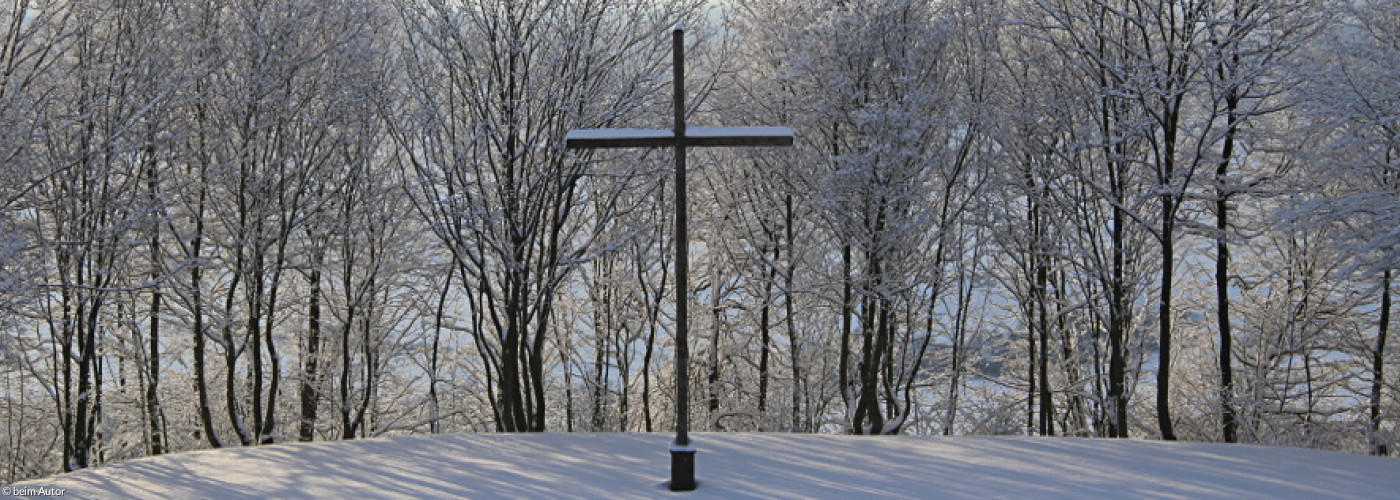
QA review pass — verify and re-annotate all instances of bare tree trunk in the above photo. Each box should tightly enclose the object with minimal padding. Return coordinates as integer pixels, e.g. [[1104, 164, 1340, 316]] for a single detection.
[[191, 203, 219, 447], [640, 195, 667, 433], [339, 245, 357, 439], [221, 253, 252, 445], [1055, 270, 1088, 435], [1374, 270, 1391, 456], [1157, 166, 1181, 441], [1157, 201, 1178, 441], [943, 273, 967, 435], [561, 332, 576, 433], [147, 263, 164, 455], [758, 244, 774, 417], [187, 62, 222, 447], [145, 151, 165, 456], [1109, 197, 1129, 438], [785, 194, 802, 432], [641, 325, 654, 432], [840, 243, 853, 419], [617, 327, 630, 432], [1038, 253, 1052, 437], [591, 271, 608, 431], [708, 258, 722, 421], [299, 249, 324, 442], [1028, 303, 1037, 434], [1216, 99, 1239, 444], [1211, 10, 1246, 440], [261, 252, 287, 443], [428, 269, 451, 434], [353, 299, 378, 438]]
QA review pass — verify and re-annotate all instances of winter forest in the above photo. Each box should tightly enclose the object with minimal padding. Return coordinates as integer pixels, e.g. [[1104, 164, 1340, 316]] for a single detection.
[[3, 0, 1399, 483]]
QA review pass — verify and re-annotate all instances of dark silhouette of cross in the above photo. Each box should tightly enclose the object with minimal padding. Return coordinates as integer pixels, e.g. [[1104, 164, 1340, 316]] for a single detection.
[[565, 24, 792, 492]]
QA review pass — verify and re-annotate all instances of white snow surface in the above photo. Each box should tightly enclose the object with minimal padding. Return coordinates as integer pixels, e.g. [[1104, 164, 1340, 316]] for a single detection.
[[11, 433, 1400, 499]]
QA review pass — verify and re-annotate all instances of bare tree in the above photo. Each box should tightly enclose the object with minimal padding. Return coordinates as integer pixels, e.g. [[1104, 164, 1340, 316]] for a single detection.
[[1295, 0, 1400, 454], [393, 0, 702, 432]]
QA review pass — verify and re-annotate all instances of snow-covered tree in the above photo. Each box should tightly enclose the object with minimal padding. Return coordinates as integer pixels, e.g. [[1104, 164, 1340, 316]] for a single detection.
[[392, 0, 704, 432], [1295, 0, 1400, 455]]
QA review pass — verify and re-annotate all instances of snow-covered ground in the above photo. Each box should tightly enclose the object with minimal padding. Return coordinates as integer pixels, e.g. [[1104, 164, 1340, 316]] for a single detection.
[[9, 433, 1400, 499]]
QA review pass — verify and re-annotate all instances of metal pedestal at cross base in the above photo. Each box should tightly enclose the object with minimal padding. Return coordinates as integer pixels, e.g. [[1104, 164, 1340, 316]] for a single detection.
[[669, 440, 697, 490], [564, 25, 793, 492]]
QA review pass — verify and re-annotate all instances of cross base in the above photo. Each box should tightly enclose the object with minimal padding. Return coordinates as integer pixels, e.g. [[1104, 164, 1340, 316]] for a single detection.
[[668, 448, 697, 491]]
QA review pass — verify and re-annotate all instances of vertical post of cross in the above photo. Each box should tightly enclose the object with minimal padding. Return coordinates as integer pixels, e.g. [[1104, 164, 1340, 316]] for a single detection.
[[667, 24, 697, 492]]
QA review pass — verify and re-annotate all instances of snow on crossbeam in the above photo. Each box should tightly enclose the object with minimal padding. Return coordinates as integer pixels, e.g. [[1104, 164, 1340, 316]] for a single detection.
[[565, 126, 794, 149]]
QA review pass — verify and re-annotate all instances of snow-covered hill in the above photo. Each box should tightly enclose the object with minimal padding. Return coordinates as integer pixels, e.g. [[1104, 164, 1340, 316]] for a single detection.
[[9, 433, 1400, 499]]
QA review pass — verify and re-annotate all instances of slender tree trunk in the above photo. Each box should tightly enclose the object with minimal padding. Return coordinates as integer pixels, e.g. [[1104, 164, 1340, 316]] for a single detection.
[[1055, 269, 1087, 435], [1157, 92, 1187, 441], [1031, 188, 1051, 436], [1028, 298, 1037, 434], [189, 78, 221, 447], [641, 325, 655, 432], [145, 154, 165, 456], [71, 310, 89, 471], [1158, 203, 1178, 441], [854, 291, 877, 434], [869, 294, 890, 435], [1374, 270, 1391, 456], [354, 299, 377, 437], [708, 259, 722, 420], [1038, 258, 1052, 437], [501, 273, 528, 433], [428, 269, 451, 434], [222, 256, 252, 445], [262, 260, 285, 443], [854, 241, 888, 434], [57, 282, 73, 470], [1109, 198, 1128, 438], [1154, 23, 1193, 441], [192, 259, 218, 447], [248, 257, 266, 444], [339, 255, 357, 439], [147, 268, 164, 455], [1095, 7, 1129, 439], [840, 244, 853, 418], [562, 334, 576, 433], [592, 277, 607, 431], [1090, 306, 1106, 437], [1211, 26, 1243, 441], [338, 315, 358, 436], [299, 260, 323, 442], [641, 178, 667, 433], [835, 126, 854, 421], [1217, 106, 1239, 444], [617, 332, 630, 432], [192, 193, 219, 447], [944, 262, 970, 435], [758, 246, 773, 416], [785, 194, 802, 432], [883, 308, 898, 424]]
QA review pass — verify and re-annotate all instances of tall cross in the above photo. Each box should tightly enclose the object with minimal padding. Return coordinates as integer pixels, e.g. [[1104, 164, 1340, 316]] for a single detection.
[[565, 25, 793, 492]]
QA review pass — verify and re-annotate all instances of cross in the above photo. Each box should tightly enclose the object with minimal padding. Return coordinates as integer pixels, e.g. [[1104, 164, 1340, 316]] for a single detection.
[[565, 25, 793, 492]]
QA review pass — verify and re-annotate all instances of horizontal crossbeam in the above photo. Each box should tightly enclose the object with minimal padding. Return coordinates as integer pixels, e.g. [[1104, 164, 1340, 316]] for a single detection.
[[565, 126, 794, 149]]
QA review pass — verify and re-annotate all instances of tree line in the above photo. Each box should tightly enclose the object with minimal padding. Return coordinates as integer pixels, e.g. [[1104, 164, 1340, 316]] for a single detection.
[[2, 0, 1397, 483]]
